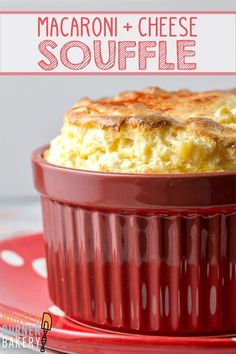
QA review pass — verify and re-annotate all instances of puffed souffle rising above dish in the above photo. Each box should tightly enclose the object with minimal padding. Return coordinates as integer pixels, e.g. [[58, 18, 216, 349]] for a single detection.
[[45, 87, 236, 173], [32, 87, 236, 337]]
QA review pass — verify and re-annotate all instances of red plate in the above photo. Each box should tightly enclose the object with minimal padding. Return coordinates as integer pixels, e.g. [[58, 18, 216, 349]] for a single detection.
[[0, 233, 235, 354]]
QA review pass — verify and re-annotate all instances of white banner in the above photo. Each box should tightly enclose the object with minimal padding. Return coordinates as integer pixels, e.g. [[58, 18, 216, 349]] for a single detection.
[[0, 12, 235, 74]]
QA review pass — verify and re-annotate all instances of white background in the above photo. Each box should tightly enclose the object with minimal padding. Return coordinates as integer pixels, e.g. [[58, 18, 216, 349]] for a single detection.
[[1, 14, 235, 73]]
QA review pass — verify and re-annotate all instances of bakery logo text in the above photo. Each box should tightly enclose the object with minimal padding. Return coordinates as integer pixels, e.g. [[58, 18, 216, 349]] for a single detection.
[[0, 311, 52, 351]]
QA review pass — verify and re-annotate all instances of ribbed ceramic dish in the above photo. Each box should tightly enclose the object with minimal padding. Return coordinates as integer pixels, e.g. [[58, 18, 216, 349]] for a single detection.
[[32, 145, 236, 336]]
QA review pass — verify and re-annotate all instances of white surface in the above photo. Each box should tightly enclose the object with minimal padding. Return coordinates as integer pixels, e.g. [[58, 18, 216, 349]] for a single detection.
[[0, 199, 42, 238]]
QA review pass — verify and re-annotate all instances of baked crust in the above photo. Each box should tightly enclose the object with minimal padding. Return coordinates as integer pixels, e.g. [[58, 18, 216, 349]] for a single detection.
[[45, 87, 236, 173], [66, 87, 236, 146]]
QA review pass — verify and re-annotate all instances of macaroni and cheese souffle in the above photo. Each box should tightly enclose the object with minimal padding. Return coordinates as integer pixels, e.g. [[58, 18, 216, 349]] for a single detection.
[[45, 87, 236, 173]]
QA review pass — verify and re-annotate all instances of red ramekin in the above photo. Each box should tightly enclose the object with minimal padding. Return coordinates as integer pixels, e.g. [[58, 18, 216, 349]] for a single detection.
[[32, 145, 236, 336]]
